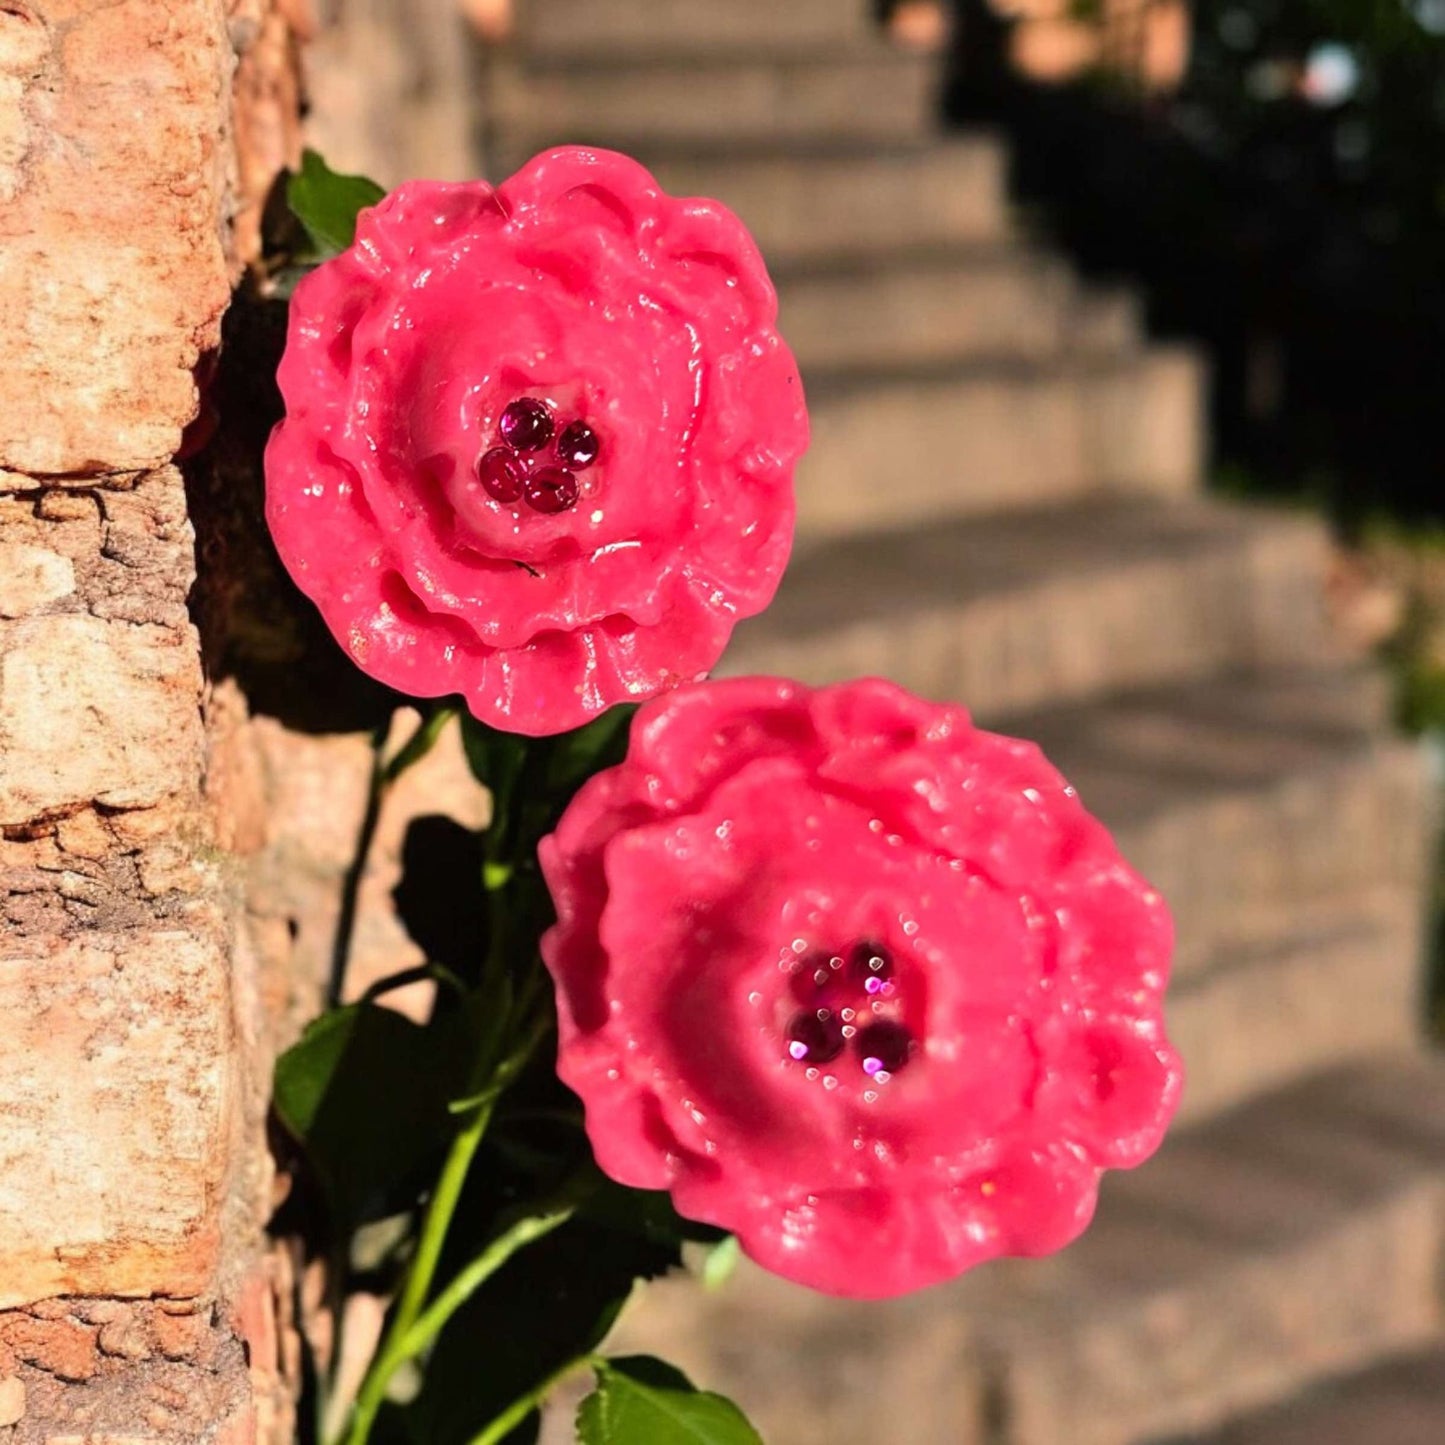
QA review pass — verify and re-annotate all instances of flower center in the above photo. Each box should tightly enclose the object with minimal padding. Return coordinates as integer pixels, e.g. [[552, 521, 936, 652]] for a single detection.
[[478, 447, 525, 503], [499, 397, 554, 452], [526, 465, 579, 515], [477, 397, 602, 514], [784, 939, 914, 1083], [856, 1021, 912, 1077], [849, 939, 896, 996], [786, 1010, 845, 1064], [557, 420, 600, 471]]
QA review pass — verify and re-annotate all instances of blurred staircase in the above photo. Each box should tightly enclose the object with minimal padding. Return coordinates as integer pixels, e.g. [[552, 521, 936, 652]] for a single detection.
[[1155, 1347, 1445, 1445], [484, 4, 1443, 1443]]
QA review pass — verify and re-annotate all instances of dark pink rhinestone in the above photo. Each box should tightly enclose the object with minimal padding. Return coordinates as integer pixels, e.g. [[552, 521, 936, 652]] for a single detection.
[[524, 465, 579, 515], [790, 950, 843, 1002], [477, 447, 525, 503], [499, 397, 554, 453], [786, 1009, 845, 1065], [849, 940, 895, 995], [557, 420, 600, 470], [855, 1021, 912, 1077]]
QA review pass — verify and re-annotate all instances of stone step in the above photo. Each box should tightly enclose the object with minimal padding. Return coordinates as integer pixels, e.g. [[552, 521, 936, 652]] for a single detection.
[[722, 498, 1337, 718], [973, 1052, 1445, 1444], [778, 248, 1137, 374], [796, 348, 1203, 538], [488, 45, 936, 151], [1167, 894, 1424, 1125], [511, 0, 873, 60], [647, 140, 1013, 265], [1075, 285, 1146, 354], [612, 1053, 1445, 1445], [1152, 1348, 1445, 1445], [1006, 668, 1435, 981]]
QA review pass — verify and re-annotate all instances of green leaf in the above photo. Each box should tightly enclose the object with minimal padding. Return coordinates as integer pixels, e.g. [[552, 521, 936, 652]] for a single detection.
[[459, 714, 531, 841], [543, 705, 637, 801], [398, 1204, 679, 1443], [390, 814, 490, 982], [581, 1178, 729, 1252], [701, 1234, 741, 1292], [576, 1357, 764, 1445], [287, 149, 385, 257], [272, 1003, 459, 1227]]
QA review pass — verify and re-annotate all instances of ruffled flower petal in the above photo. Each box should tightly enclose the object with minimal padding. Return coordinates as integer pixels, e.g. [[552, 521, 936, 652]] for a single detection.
[[540, 677, 1182, 1298], [265, 148, 807, 735]]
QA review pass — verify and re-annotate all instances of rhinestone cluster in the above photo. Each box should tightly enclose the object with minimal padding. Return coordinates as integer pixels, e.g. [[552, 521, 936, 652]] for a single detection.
[[477, 397, 599, 515], [784, 940, 914, 1083]]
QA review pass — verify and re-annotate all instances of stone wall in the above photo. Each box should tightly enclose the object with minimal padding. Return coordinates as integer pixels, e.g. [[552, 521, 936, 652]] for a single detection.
[[0, 2, 305, 1438], [304, 0, 478, 185]]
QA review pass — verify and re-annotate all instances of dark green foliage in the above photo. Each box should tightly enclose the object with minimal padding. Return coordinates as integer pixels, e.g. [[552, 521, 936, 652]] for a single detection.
[[395, 1188, 682, 1442], [576, 1357, 764, 1445], [288, 149, 386, 257], [273, 1003, 463, 1229], [947, 0, 1445, 526]]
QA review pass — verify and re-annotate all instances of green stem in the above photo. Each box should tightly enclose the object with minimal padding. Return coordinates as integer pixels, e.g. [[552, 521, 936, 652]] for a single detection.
[[333, 714, 555, 1445], [361, 961, 467, 1004], [384, 703, 458, 785], [320, 716, 429, 1407], [340, 1096, 495, 1445], [327, 704, 458, 1009], [447, 1010, 553, 1115], [398, 1200, 577, 1359], [336, 1009, 552, 1445], [468, 1354, 600, 1445], [327, 724, 387, 1010]]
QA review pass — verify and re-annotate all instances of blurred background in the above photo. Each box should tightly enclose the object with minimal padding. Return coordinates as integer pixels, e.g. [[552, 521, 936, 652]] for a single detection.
[[293, 2, 1445, 1440]]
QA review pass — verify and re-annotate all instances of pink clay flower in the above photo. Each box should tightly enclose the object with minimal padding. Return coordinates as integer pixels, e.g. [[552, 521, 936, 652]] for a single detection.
[[265, 148, 808, 736], [540, 677, 1182, 1298]]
